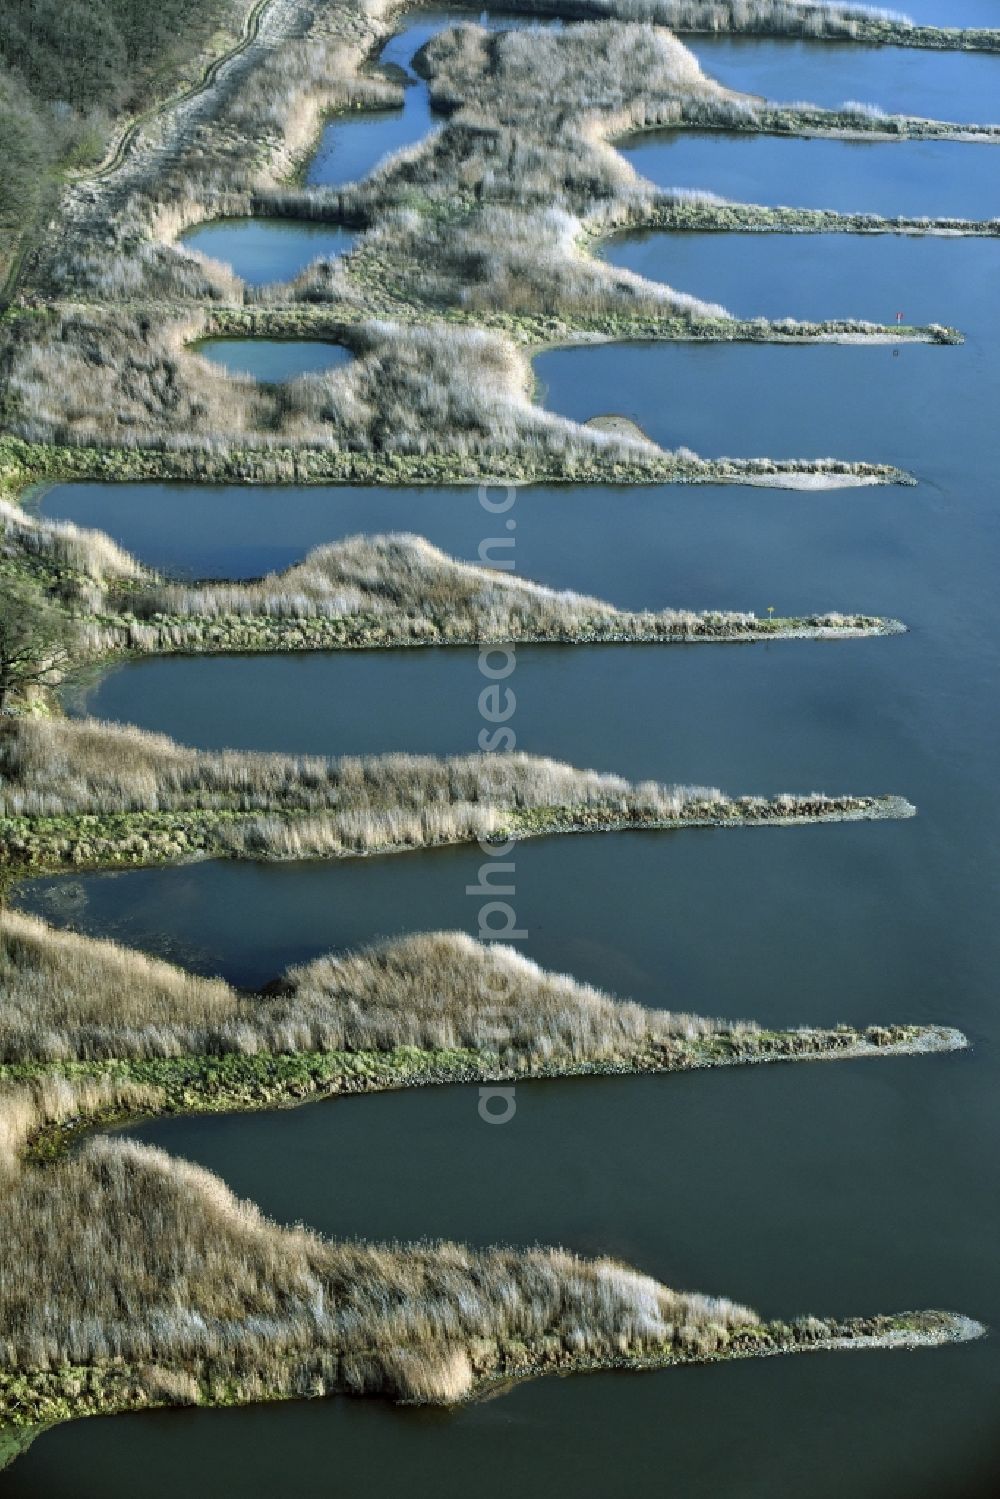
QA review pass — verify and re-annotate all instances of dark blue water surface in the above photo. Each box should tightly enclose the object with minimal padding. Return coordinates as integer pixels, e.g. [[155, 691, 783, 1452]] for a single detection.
[[536, 232, 995, 460], [535, 337, 975, 461]]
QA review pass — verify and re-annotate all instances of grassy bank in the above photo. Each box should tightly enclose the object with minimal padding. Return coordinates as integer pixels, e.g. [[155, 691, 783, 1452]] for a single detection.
[[666, 100, 1000, 144], [8, 1026, 966, 1155], [0, 436, 913, 502], [0, 715, 915, 872], [0, 1305, 979, 1444], [201, 299, 959, 346], [627, 198, 1000, 236], [489, 1, 1000, 55], [95, 602, 903, 654], [0, 792, 918, 871]]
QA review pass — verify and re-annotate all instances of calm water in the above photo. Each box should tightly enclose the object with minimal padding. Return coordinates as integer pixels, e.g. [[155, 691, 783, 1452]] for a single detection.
[[9, 37, 1000, 1499], [621, 129, 1000, 217], [304, 12, 442, 189], [65, 636, 912, 768], [192, 338, 352, 381], [602, 226, 996, 323], [5, 1344, 999, 1499], [33, 236, 1000, 572], [177, 218, 357, 287], [690, 35, 1000, 121], [305, 11, 449, 188], [29, 476, 925, 584]]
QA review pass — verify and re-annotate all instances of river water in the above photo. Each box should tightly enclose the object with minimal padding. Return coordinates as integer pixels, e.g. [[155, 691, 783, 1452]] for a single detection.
[[8, 20, 1000, 1499]]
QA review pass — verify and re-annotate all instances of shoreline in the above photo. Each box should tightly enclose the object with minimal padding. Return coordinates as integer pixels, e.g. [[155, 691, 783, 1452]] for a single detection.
[[10, 1022, 969, 1163], [627, 201, 1000, 238], [0, 794, 917, 875], [0, 437, 913, 499], [491, 3, 1000, 57], [196, 302, 962, 347], [0, 1008, 975, 1467]]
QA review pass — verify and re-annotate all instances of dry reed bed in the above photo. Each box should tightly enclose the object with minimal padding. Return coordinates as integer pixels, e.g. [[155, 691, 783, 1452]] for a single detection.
[[0, 714, 905, 828], [0, 307, 678, 461], [0, 0, 986, 1451], [614, 197, 1000, 238], [484, 1, 1000, 53], [5, 11, 976, 473], [30, 0, 394, 303], [0, 715, 914, 871], [0, 433, 911, 502], [253, 20, 997, 324], [0, 912, 965, 1068], [0, 500, 142, 589], [0, 1126, 763, 1387], [0, 507, 901, 685]]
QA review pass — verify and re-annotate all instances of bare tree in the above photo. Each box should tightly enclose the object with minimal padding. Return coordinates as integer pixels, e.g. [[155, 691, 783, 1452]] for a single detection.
[[0, 580, 76, 711]]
